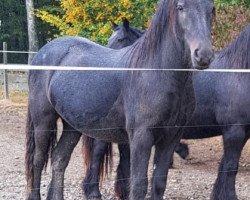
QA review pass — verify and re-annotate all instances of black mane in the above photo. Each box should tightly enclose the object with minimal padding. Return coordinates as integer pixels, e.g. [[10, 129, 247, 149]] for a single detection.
[[127, 0, 178, 69], [217, 25, 250, 69]]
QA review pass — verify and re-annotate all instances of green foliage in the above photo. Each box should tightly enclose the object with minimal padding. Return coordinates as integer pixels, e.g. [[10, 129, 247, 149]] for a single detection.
[[34, 1, 60, 45], [36, 0, 158, 45], [0, 0, 28, 63], [215, 0, 250, 8], [0, 0, 60, 64], [36, 0, 249, 48]]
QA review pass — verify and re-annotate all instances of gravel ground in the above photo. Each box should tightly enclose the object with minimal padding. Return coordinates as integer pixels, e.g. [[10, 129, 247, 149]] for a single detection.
[[0, 100, 250, 200]]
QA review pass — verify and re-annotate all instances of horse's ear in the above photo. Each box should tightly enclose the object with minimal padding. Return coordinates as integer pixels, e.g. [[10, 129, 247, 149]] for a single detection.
[[123, 18, 130, 30], [110, 22, 118, 30]]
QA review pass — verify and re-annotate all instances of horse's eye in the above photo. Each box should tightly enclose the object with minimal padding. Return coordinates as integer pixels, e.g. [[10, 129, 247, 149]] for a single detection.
[[177, 4, 184, 11], [118, 38, 125, 42]]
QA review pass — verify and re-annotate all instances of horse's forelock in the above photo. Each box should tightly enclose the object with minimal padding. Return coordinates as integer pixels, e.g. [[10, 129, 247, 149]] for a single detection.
[[151, 0, 177, 35], [167, 0, 177, 34]]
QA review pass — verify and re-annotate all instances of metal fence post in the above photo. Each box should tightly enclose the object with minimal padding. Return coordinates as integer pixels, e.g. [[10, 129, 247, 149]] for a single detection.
[[3, 42, 9, 99]]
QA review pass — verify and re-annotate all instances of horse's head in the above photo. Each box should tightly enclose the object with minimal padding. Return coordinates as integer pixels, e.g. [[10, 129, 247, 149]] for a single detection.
[[173, 0, 215, 69], [107, 19, 144, 49]]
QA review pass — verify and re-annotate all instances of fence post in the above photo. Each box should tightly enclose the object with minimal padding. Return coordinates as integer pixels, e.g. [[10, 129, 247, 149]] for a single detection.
[[3, 42, 9, 99]]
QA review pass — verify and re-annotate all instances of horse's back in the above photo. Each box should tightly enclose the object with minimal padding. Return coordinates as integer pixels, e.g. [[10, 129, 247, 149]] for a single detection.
[[31, 36, 123, 67], [211, 60, 250, 125]]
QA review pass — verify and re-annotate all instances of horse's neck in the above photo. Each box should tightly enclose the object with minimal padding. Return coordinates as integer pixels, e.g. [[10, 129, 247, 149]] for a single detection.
[[109, 47, 132, 69], [158, 35, 188, 69]]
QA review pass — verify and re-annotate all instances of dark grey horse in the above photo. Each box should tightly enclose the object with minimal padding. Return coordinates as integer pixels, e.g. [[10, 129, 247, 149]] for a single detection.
[[25, 0, 214, 199], [181, 24, 250, 200]]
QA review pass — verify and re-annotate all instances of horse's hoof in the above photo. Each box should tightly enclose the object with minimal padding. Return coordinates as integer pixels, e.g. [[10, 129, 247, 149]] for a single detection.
[[88, 198, 102, 200], [26, 194, 41, 200]]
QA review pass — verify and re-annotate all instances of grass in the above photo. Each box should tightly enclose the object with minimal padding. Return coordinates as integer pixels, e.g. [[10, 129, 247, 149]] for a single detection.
[[0, 89, 28, 105]]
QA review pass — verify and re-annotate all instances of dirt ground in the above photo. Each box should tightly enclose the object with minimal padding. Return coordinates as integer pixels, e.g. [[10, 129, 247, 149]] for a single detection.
[[0, 100, 250, 200]]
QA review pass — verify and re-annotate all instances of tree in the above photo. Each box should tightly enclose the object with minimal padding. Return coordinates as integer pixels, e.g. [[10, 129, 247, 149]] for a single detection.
[[26, 0, 39, 64]]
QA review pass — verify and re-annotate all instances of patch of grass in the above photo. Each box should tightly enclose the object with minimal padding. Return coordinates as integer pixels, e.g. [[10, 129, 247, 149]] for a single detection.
[[0, 89, 28, 105]]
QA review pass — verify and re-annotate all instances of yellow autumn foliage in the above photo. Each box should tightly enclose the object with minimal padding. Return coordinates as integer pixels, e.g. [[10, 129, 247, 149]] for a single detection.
[[35, 0, 158, 44]]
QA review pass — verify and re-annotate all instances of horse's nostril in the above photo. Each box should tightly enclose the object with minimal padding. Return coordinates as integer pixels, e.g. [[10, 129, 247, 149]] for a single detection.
[[194, 48, 199, 58]]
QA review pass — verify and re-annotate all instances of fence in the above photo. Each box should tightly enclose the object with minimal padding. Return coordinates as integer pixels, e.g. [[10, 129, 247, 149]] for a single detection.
[[2, 45, 250, 100], [0, 42, 36, 99]]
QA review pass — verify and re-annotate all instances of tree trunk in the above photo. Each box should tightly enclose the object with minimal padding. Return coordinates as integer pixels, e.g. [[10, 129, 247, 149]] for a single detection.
[[26, 0, 38, 64]]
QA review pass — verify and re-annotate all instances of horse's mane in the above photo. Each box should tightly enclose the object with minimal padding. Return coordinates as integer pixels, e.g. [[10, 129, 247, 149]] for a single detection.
[[128, 26, 145, 38], [216, 25, 250, 69], [127, 0, 177, 68]]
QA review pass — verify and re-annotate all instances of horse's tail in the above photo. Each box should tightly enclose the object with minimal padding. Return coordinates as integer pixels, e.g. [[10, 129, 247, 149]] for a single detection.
[[25, 105, 35, 191], [25, 105, 57, 191], [82, 135, 113, 182], [102, 142, 113, 181]]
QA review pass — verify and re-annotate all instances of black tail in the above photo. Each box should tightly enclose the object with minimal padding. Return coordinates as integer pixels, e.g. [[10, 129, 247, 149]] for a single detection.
[[25, 105, 35, 192], [82, 135, 113, 182]]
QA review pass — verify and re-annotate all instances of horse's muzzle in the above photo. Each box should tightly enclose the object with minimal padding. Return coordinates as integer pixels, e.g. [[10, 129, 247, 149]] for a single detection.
[[193, 47, 214, 69]]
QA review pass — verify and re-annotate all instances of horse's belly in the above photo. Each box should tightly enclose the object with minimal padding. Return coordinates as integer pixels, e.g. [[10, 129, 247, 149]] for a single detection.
[[83, 129, 129, 143], [48, 71, 123, 132]]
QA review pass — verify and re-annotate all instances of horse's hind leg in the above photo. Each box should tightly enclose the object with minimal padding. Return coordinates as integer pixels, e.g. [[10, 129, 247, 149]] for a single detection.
[[175, 142, 189, 159], [211, 126, 248, 200], [26, 106, 58, 200], [82, 139, 110, 200], [47, 121, 81, 200], [114, 143, 130, 200], [169, 142, 189, 168]]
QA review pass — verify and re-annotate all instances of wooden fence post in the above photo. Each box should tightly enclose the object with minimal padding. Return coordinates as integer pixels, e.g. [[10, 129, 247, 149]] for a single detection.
[[3, 42, 9, 99]]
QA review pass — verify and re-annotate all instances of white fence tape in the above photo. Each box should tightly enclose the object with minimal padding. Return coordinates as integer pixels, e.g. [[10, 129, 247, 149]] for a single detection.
[[0, 64, 250, 73]]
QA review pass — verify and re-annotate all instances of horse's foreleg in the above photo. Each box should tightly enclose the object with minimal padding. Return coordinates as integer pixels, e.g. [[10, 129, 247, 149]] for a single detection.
[[129, 128, 153, 200], [115, 143, 130, 200], [150, 129, 182, 200], [211, 126, 247, 200], [47, 122, 81, 200], [82, 140, 109, 200]]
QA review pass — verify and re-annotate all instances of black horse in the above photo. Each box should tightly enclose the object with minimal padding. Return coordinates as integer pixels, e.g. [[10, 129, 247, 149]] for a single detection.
[[107, 19, 145, 49], [85, 24, 250, 200], [25, 0, 214, 199], [82, 19, 190, 200]]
